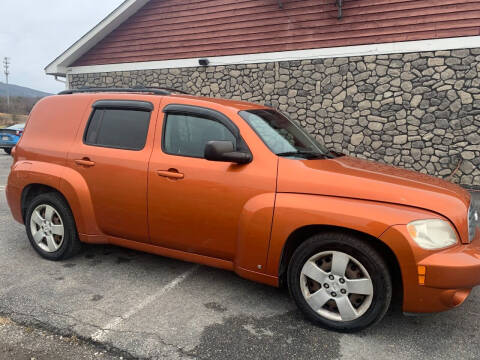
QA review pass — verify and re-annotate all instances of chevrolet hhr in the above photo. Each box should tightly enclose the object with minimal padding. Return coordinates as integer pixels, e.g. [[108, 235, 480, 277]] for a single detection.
[[6, 88, 480, 332]]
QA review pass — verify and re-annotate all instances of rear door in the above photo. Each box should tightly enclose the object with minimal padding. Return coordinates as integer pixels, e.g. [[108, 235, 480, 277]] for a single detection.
[[67, 98, 160, 243]]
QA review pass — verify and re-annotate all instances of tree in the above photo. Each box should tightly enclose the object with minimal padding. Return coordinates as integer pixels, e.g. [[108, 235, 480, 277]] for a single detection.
[[0, 96, 41, 115]]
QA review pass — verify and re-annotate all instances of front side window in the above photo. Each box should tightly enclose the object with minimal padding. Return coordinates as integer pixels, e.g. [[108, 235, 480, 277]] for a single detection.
[[163, 114, 236, 158], [239, 109, 330, 158], [84, 109, 151, 150]]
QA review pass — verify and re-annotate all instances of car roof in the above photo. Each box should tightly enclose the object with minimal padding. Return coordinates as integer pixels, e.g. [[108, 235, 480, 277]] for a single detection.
[[55, 91, 269, 112]]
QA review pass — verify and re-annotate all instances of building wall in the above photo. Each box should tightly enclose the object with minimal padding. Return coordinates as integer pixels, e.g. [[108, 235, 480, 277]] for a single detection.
[[69, 47, 480, 186], [73, 0, 480, 66]]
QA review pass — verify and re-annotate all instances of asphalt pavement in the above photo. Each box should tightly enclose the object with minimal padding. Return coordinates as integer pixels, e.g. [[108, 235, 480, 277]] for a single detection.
[[0, 153, 479, 359], [0, 316, 124, 360]]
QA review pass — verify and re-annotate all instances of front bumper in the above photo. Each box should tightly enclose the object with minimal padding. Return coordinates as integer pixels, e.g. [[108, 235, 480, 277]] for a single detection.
[[419, 240, 480, 289], [381, 225, 480, 313]]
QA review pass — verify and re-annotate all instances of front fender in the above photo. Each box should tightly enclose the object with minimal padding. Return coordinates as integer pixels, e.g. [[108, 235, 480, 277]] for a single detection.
[[265, 193, 441, 276]]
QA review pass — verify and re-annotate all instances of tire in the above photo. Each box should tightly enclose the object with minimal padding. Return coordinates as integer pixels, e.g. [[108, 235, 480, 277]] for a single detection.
[[25, 192, 82, 261], [287, 232, 392, 332], [3, 148, 11, 155]]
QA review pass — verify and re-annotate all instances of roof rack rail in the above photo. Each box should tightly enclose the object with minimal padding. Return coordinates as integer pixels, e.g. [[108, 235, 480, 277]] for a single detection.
[[130, 86, 190, 95], [153, 87, 190, 95], [58, 87, 190, 96]]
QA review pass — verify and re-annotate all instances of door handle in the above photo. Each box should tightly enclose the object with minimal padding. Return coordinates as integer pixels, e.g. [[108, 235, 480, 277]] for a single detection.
[[157, 169, 184, 180], [75, 158, 96, 167]]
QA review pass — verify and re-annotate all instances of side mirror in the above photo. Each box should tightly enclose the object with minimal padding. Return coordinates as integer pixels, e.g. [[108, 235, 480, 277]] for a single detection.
[[204, 141, 252, 164]]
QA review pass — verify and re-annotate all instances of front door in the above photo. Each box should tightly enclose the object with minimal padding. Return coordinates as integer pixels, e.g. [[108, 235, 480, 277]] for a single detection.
[[67, 98, 159, 243], [148, 102, 277, 265]]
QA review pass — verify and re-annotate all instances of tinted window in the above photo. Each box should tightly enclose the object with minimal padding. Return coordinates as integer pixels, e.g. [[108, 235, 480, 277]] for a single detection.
[[85, 109, 151, 150], [164, 114, 236, 158]]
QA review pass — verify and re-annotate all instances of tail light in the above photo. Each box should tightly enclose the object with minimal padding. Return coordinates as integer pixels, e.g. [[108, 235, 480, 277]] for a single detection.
[[15, 130, 23, 136]]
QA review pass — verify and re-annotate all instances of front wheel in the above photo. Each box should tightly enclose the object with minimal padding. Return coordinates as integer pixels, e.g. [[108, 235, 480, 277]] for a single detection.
[[288, 232, 392, 332], [3, 148, 11, 155], [25, 192, 81, 261]]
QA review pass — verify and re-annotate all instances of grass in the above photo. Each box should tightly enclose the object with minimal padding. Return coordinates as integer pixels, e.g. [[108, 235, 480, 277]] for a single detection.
[[0, 113, 28, 128]]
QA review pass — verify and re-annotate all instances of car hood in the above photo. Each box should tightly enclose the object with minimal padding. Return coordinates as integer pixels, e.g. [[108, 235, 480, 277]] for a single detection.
[[277, 156, 471, 241]]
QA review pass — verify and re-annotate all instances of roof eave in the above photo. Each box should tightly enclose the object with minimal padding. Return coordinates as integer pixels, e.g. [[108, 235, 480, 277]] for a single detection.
[[45, 0, 150, 76]]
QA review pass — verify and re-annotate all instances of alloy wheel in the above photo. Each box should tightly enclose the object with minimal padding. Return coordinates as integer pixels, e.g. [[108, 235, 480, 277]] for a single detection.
[[300, 251, 374, 322], [29, 204, 65, 253]]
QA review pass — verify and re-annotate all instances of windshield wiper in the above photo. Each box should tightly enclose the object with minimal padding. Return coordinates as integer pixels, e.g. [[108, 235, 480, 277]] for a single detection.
[[276, 151, 334, 159]]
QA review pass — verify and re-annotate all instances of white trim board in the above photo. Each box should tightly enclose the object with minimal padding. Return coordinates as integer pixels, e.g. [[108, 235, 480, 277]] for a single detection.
[[66, 36, 480, 76], [45, 0, 151, 76]]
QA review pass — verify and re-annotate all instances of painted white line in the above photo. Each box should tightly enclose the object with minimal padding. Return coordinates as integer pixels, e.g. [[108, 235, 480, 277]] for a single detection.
[[0, 186, 5, 191], [91, 265, 198, 342]]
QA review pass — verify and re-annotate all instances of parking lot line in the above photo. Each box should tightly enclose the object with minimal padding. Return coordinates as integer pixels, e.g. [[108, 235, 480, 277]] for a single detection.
[[0, 186, 5, 191], [91, 265, 199, 342]]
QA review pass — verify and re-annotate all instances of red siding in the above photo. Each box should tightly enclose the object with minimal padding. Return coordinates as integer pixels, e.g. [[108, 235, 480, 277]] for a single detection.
[[74, 0, 480, 66]]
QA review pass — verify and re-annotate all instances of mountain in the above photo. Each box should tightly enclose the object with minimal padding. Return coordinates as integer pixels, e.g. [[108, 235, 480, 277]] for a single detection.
[[0, 82, 51, 98]]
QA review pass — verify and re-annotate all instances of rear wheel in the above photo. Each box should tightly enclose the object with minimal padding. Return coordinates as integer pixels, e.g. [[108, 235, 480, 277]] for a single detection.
[[288, 232, 392, 332], [3, 148, 11, 155], [25, 192, 81, 260]]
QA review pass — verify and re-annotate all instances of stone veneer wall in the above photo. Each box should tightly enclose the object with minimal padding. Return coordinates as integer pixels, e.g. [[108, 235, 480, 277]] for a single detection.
[[69, 48, 480, 186]]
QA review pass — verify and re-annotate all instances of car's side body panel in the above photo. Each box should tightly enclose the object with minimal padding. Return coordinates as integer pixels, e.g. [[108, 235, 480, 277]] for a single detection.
[[234, 192, 277, 274], [6, 160, 108, 244], [6, 95, 93, 230], [276, 156, 471, 243], [65, 95, 162, 243], [266, 193, 444, 277], [15, 95, 90, 166], [148, 96, 278, 274], [58, 165, 103, 239]]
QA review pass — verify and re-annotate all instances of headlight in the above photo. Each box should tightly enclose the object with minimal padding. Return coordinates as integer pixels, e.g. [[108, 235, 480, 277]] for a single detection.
[[406, 219, 458, 250]]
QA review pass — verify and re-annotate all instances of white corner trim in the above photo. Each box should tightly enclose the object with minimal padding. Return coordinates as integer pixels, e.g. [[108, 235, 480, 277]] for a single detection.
[[66, 35, 480, 76], [45, 0, 150, 76]]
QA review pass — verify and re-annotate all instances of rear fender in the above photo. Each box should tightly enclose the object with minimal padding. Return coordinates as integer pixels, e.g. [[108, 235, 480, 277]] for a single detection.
[[14, 161, 101, 237]]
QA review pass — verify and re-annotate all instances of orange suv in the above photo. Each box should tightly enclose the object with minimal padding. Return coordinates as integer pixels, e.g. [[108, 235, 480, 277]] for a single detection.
[[6, 88, 480, 332]]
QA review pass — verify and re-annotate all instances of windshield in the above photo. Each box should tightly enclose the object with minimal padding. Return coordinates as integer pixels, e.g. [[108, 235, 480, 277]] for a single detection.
[[239, 109, 330, 158]]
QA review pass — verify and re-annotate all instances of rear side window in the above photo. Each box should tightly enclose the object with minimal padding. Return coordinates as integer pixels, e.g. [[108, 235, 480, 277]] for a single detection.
[[84, 109, 151, 150], [163, 114, 236, 158]]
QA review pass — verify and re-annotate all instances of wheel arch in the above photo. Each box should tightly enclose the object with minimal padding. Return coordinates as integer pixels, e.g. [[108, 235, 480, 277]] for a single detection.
[[21, 183, 70, 222], [278, 224, 403, 301], [17, 163, 101, 237]]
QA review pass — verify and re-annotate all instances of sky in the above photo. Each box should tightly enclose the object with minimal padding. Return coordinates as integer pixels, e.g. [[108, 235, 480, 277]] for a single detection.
[[0, 0, 124, 94]]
